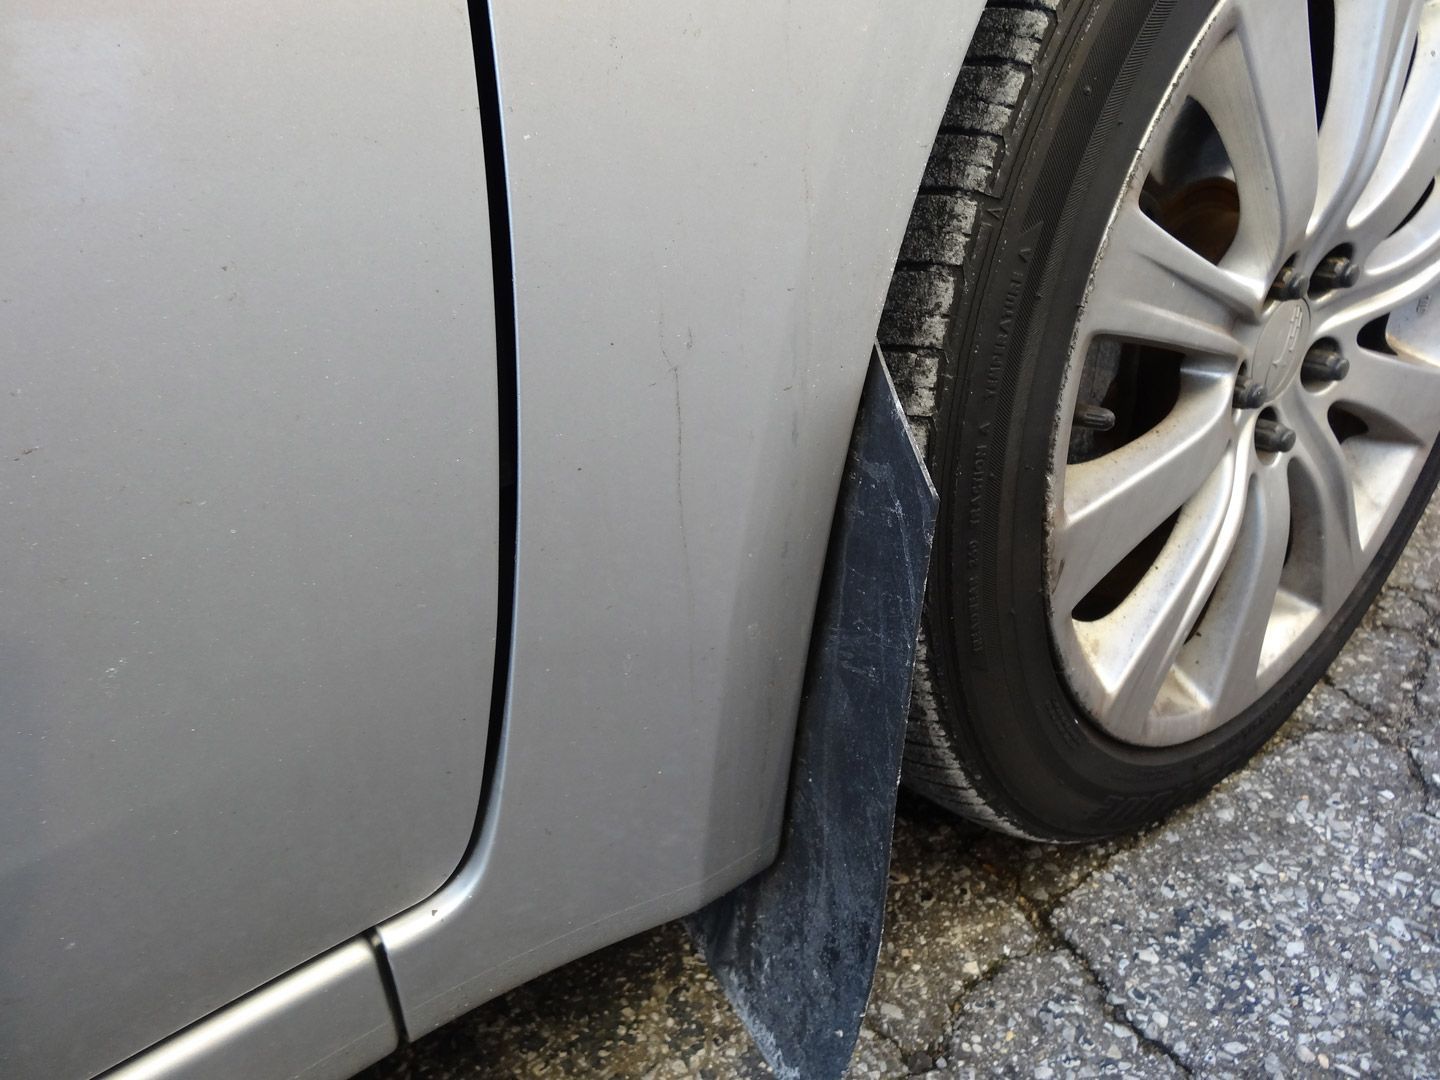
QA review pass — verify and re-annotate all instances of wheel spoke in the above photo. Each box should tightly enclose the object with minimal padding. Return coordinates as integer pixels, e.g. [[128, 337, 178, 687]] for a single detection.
[[1316, 193, 1440, 337], [1286, 390, 1365, 607], [1336, 346, 1440, 445], [1349, 3, 1440, 242], [1373, 179, 1440, 283], [1054, 375, 1234, 613], [1075, 452, 1249, 744], [1080, 201, 1256, 355], [1310, 0, 1423, 241], [1191, 0, 1319, 268], [1370, 189, 1440, 300], [1179, 455, 1290, 718]]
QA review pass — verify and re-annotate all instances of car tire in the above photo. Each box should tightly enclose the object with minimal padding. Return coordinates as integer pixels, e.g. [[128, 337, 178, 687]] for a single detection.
[[882, 0, 1440, 840]]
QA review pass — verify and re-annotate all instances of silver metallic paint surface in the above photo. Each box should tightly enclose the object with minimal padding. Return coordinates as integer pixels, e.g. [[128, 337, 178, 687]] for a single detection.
[[0, 4, 497, 1076], [103, 940, 397, 1080], [379, 0, 985, 1040]]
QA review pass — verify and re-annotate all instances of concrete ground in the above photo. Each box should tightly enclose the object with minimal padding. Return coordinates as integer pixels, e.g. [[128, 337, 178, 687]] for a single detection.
[[362, 502, 1440, 1079]]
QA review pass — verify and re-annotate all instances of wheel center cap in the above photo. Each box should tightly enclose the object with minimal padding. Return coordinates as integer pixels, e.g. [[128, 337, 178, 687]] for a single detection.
[[1251, 300, 1312, 400]]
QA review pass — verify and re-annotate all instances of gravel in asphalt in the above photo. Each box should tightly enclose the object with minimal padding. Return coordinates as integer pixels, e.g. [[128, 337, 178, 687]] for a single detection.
[[362, 502, 1440, 1079]]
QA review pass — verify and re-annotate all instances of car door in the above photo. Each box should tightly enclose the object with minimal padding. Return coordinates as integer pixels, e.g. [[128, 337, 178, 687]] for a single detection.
[[0, 4, 498, 1076]]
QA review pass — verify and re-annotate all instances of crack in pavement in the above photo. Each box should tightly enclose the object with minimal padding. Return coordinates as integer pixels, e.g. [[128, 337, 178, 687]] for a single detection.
[[1033, 909, 1195, 1078], [959, 838, 1199, 1076], [1319, 626, 1440, 815]]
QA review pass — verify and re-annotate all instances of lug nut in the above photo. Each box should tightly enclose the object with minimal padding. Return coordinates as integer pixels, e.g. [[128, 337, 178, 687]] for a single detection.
[[1255, 418, 1296, 454], [1301, 343, 1350, 382], [1074, 403, 1116, 432], [1233, 376, 1266, 410], [1311, 254, 1359, 290], [1269, 265, 1306, 301]]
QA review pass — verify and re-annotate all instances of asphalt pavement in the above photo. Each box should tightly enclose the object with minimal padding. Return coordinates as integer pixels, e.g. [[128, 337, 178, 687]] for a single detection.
[[362, 501, 1440, 1079]]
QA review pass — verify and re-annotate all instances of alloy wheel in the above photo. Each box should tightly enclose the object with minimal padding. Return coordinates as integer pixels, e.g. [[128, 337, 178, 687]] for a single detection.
[[1049, 0, 1440, 746]]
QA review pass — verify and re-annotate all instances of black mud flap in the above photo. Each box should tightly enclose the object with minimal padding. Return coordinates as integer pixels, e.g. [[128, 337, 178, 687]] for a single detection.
[[686, 347, 938, 1080]]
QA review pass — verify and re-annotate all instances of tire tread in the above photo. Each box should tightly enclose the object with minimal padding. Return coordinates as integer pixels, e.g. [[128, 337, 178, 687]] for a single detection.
[[881, 0, 1070, 838]]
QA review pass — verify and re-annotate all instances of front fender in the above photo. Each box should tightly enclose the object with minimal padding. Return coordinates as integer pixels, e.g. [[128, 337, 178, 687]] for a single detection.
[[377, 0, 984, 1039]]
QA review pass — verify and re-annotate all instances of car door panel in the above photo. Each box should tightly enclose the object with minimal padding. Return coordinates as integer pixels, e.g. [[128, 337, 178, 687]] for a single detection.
[[0, 4, 498, 1076]]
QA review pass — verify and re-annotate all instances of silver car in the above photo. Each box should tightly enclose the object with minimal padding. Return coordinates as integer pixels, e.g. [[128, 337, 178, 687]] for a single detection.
[[4, 0, 1436, 1076]]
